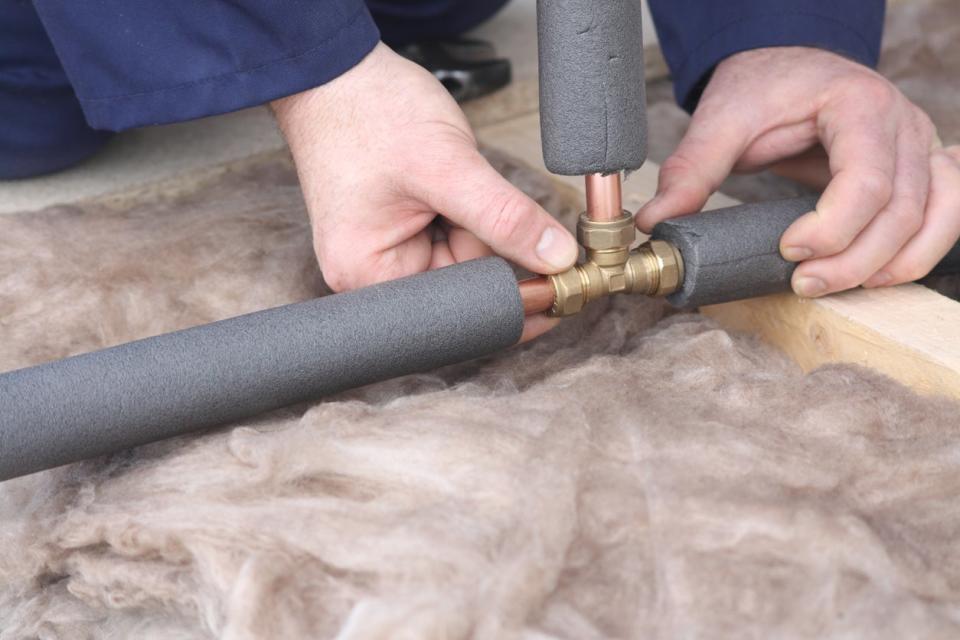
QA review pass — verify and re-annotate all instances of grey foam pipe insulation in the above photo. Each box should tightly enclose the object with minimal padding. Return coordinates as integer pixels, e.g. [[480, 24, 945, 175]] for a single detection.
[[0, 258, 524, 482], [653, 197, 960, 308], [537, 0, 648, 175]]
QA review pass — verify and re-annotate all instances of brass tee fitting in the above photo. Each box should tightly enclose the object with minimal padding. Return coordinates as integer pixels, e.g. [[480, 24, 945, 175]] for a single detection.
[[547, 210, 684, 318]]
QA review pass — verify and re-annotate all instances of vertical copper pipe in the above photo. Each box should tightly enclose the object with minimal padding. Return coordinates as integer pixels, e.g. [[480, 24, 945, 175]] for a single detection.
[[585, 173, 623, 221], [519, 277, 555, 315]]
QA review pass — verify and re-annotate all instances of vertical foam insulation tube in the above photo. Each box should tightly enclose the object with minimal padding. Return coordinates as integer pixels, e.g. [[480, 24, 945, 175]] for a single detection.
[[0, 258, 525, 481], [537, 0, 648, 175]]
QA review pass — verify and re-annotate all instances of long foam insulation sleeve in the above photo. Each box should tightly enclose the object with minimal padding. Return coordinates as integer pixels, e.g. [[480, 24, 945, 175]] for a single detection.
[[0, 258, 525, 481], [537, 0, 648, 175]]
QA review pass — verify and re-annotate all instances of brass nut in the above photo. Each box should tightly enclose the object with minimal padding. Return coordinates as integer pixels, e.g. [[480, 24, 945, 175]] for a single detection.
[[548, 268, 587, 317], [588, 248, 631, 268], [648, 240, 684, 296], [577, 213, 636, 251], [624, 249, 659, 296]]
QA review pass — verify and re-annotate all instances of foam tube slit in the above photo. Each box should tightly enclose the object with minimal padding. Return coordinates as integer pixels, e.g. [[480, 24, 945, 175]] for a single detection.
[[0, 258, 524, 481]]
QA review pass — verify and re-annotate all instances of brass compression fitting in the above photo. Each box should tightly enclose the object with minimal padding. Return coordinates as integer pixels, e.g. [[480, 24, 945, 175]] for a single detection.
[[518, 173, 685, 318]]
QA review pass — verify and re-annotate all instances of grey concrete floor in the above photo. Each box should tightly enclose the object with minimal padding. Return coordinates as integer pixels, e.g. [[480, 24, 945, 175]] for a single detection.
[[0, 108, 284, 215], [0, 1, 659, 215]]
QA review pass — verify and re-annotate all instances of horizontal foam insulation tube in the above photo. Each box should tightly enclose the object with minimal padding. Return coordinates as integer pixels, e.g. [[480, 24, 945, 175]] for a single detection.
[[0, 258, 524, 481], [537, 0, 648, 175], [653, 198, 818, 308], [653, 197, 960, 308]]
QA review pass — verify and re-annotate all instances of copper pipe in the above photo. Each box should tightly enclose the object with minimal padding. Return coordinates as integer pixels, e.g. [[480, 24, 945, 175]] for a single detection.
[[519, 277, 555, 315], [585, 173, 623, 222]]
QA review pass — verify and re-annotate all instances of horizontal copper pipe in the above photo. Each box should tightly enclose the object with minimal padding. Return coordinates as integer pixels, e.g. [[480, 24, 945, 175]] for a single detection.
[[519, 277, 555, 315], [585, 173, 623, 222]]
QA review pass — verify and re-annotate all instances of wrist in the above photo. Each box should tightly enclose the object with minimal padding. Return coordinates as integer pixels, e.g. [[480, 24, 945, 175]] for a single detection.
[[270, 41, 392, 125]]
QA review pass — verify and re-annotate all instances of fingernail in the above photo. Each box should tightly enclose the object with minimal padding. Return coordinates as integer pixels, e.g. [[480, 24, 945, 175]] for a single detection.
[[794, 276, 827, 298], [781, 246, 813, 262], [536, 227, 578, 270], [864, 272, 893, 288]]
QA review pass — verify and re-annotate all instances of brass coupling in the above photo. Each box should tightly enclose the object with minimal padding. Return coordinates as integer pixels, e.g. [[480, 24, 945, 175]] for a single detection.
[[547, 211, 684, 318]]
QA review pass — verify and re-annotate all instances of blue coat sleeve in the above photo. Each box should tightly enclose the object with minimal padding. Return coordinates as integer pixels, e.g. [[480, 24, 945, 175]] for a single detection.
[[31, 1, 381, 131], [647, 0, 886, 112]]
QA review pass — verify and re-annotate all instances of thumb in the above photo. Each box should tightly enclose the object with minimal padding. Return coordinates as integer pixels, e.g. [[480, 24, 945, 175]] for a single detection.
[[636, 108, 751, 232], [414, 148, 579, 275]]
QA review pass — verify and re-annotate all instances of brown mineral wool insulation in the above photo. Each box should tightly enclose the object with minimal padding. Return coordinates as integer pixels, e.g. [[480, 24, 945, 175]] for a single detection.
[[879, 0, 960, 147], [3, 150, 960, 640]]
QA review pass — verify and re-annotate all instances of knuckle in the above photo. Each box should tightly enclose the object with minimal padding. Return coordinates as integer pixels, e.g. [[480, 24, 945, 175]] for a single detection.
[[836, 267, 871, 290], [856, 168, 895, 206], [847, 76, 897, 108], [321, 265, 350, 293], [851, 264, 879, 287], [891, 260, 933, 284], [815, 231, 854, 257], [661, 152, 699, 177], [887, 205, 924, 236], [915, 110, 936, 136], [317, 246, 358, 293], [660, 153, 713, 202], [486, 191, 533, 245], [946, 146, 960, 166], [909, 111, 938, 152]]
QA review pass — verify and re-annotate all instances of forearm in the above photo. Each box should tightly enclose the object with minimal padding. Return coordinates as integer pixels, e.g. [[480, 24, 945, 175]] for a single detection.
[[31, 0, 380, 130]]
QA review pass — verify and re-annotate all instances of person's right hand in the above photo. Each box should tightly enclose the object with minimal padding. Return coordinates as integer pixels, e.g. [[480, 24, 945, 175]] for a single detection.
[[272, 43, 578, 341], [637, 47, 960, 299]]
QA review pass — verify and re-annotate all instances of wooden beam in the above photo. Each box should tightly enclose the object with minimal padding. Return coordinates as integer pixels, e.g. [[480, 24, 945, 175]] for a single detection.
[[703, 288, 960, 399], [478, 111, 960, 401]]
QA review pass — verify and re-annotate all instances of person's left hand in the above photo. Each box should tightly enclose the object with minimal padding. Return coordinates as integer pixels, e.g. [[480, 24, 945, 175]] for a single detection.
[[272, 43, 577, 342], [637, 46, 960, 298]]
